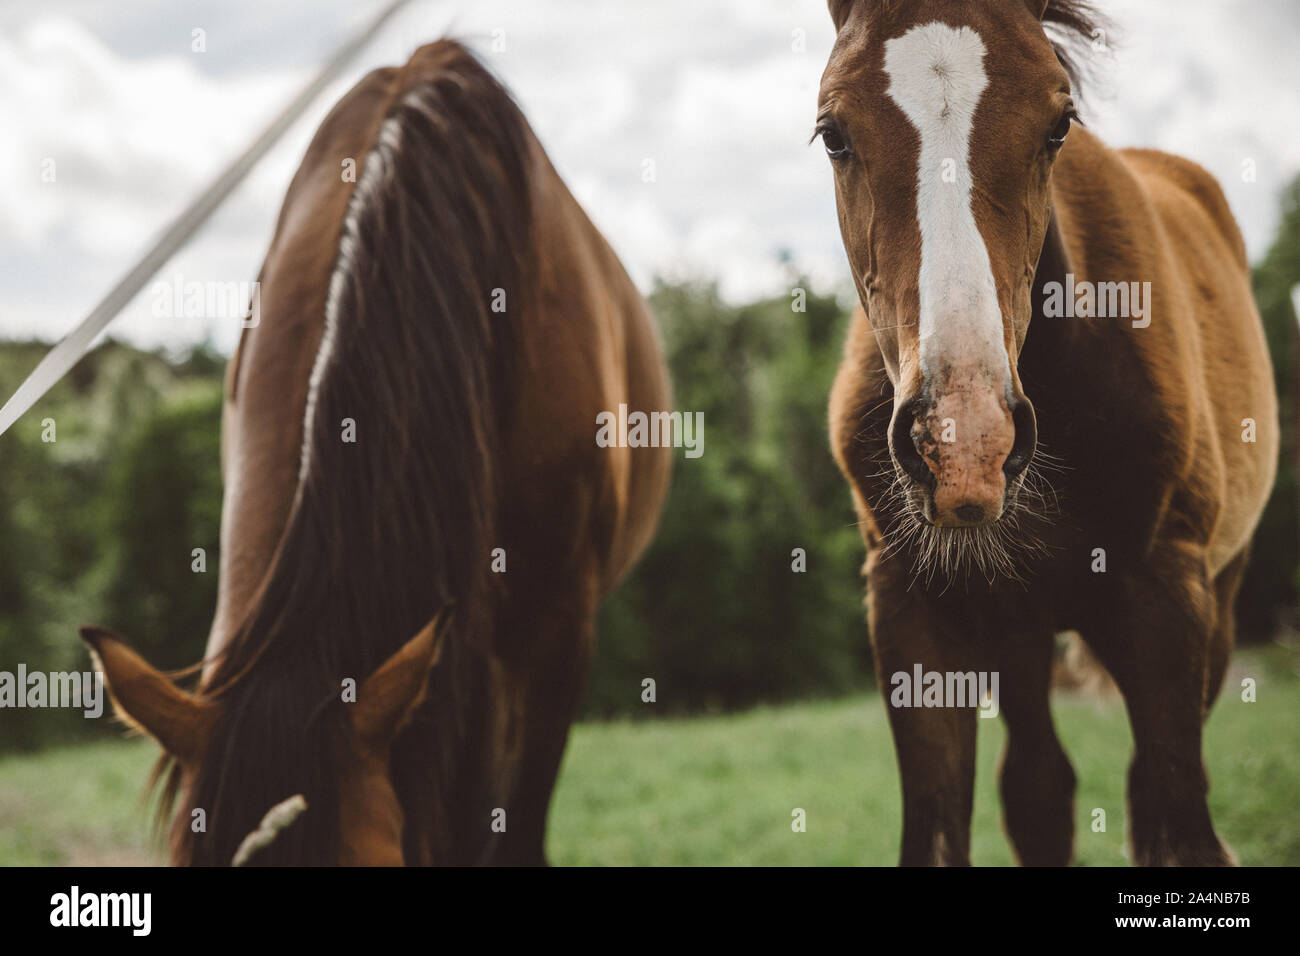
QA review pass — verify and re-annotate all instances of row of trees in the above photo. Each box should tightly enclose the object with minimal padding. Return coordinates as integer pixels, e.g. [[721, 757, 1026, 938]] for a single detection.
[[0, 342, 223, 749]]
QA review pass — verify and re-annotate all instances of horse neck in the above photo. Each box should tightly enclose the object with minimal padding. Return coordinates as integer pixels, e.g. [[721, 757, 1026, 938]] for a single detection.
[[1022, 125, 1167, 362], [1018, 138, 1171, 492], [1021, 206, 1080, 372], [1019, 152, 1134, 389]]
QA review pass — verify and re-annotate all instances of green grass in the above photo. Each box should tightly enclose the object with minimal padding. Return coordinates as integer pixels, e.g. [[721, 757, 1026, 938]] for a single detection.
[[0, 737, 166, 865], [3, 645, 1298, 866]]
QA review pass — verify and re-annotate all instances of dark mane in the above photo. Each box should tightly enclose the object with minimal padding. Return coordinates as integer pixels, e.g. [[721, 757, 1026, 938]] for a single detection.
[[1042, 0, 1107, 100], [159, 41, 534, 865]]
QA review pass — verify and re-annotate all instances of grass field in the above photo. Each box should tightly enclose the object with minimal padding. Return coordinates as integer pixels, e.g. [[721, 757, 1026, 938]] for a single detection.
[[2, 643, 1298, 866]]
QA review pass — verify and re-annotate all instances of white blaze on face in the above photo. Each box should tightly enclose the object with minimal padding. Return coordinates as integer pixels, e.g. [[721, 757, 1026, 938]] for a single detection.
[[884, 23, 1008, 386]]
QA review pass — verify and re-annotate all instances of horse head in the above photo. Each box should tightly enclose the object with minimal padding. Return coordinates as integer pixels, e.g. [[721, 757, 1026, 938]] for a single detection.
[[819, 0, 1082, 549], [80, 609, 448, 865]]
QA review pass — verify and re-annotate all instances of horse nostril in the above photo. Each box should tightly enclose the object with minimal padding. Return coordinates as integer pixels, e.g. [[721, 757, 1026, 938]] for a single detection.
[[1003, 397, 1038, 482], [890, 398, 935, 489], [955, 504, 984, 524]]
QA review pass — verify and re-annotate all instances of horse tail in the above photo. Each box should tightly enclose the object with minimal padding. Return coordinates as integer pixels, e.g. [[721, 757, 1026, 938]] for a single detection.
[[1052, 631, 1120, 699]]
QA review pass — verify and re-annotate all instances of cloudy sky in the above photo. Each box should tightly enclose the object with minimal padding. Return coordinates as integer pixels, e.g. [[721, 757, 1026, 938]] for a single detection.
[[1, 0, 1297, 356]]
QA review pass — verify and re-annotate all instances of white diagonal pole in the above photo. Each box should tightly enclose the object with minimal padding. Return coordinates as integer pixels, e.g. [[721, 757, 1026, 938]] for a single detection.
[[0, 0, 413, 438]]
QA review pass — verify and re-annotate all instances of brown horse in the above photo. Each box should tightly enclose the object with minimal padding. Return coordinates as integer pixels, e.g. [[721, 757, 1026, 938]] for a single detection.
[[820, 0, 1276, 865], [82, 39, 672, 865]]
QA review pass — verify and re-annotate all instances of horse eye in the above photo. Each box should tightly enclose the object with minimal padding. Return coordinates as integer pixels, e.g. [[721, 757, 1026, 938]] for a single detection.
[[1048, 111, 1074, 151], [820, 126, 851, 160]]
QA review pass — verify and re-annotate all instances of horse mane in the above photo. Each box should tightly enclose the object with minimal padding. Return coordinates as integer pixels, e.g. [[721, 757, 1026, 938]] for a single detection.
[[1041, 0, 1107, 101], [157, 40, 533, 865]]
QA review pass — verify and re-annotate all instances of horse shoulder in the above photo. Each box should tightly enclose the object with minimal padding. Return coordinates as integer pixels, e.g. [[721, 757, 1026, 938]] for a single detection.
[[828, 306, 891, 545]]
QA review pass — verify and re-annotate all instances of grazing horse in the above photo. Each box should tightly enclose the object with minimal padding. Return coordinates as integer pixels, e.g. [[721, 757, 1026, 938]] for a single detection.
[[820, 0, 1276, 865], [83, 39, 671, 865]]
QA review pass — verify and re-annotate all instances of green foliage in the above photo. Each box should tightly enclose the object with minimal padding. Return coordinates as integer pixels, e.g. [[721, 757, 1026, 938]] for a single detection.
[[0, 435, 55, 751], [98, 385, 223, 671], [587, 279, 871, 717], [0, 341, 223, 751], [1241, 176, 1300, 637]]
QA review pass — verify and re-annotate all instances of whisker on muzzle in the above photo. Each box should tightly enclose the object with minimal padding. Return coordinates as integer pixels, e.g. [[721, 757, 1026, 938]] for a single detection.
[[876, 454, 1060, 588]]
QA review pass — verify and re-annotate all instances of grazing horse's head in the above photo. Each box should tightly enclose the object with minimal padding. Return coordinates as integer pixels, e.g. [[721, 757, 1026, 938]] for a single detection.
[[80, 611, 447, 865], [819, 0, 1089, 564]]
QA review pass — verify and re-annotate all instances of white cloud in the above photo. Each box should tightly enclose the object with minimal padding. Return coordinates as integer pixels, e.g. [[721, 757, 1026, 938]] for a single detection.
[[1085, 0, 1300, 261], [0, 0, 1294, 359]]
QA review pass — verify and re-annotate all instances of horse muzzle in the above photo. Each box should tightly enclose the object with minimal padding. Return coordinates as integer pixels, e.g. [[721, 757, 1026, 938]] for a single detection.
[[889, 380, 1036, 528]]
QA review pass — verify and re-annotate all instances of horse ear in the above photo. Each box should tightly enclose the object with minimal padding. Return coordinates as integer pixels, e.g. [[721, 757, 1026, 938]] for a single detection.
[[828, 0, 856, 30], [1024, 0, 1051, 19], [350, 607, 450, 746], [80, 627, 214, 764]]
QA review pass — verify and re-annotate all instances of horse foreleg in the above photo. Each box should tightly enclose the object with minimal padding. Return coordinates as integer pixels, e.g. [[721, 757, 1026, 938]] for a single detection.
[[994, 631, 1076, 866], [869, 570, 979, 865], [480, 611, 596, 867], [1087, 541, 1234, 866]]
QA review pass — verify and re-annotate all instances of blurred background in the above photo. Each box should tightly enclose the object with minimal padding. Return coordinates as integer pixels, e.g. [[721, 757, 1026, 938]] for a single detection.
[[1, 0, 1298, 864]]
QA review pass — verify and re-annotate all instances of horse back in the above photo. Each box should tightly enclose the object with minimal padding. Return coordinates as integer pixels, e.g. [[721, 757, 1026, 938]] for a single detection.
[[1119, 148, 1249, 267]]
